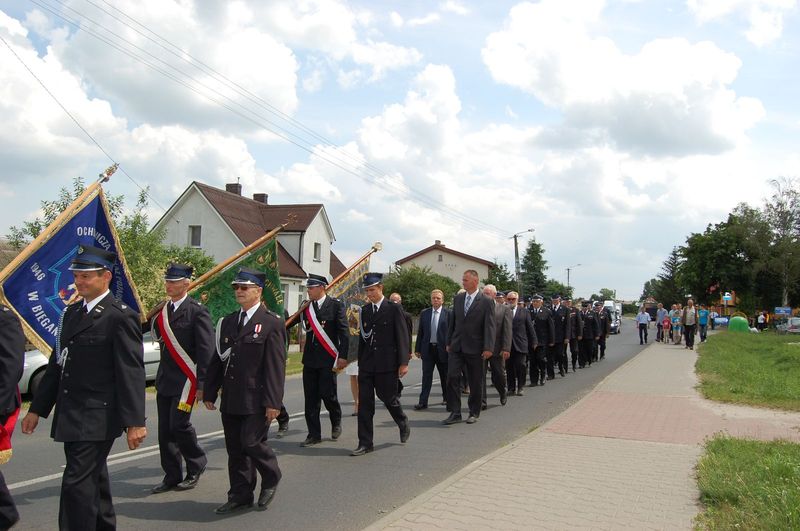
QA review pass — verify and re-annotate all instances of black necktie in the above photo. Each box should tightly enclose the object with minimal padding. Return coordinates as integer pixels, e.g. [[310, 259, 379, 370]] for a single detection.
[[167, 302, 175, 319], [82, 304, 88, 315], [313, 300, 320, 314], [237, 311, 246, 333]]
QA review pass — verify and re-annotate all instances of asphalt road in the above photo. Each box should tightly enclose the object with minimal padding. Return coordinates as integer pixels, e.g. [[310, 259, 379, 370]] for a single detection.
[[7, 318, 647, 530]]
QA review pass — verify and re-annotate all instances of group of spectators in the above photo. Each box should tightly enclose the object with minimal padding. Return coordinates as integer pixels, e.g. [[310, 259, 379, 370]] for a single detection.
[[636, 299, 713, 350]]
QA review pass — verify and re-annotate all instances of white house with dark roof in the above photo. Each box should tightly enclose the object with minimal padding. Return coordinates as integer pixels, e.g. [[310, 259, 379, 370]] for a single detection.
[[394, 240, 494, 285], [152, 182, 345, 314]]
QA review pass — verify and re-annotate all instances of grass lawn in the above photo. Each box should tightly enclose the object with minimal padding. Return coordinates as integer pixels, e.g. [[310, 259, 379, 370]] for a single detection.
[[285, 350, 303, 376], [696, 435, 800, 530], [695, 331, 800, 411]]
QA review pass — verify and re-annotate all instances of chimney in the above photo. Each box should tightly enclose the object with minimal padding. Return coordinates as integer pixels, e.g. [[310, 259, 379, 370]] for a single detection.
[[435, 240, 442, 246], [252, 193, 268, 204], [225, 183, 242, 195]]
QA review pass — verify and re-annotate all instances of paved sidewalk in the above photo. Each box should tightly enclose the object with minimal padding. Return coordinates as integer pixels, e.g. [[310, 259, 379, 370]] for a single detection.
[[367, 339, 800, 530]]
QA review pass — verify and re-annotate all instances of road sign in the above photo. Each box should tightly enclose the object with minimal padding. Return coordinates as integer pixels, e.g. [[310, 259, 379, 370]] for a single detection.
[[722, 292, 732, 301], [775, 307, 792, 316]]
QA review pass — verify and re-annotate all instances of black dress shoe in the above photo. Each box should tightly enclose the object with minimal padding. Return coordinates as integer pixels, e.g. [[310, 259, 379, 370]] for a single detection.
[[256, 486, 277, 511], [465, 415, 478, 424], [176, 467, 206, 491], [300, 436, 322, 447], [539, 379, 545, 386], [442, 414, 462, 425], [413, 403, 427, 410], [399, 422, 411, 443], [481, 404, 488, 411], [331, 425, 342, 440], [275, 423, 289, 438], [151, 481, 178, 494], [214, 500, 252, 515], [500, 394, 507, 406], [350, 445, 374, 456]]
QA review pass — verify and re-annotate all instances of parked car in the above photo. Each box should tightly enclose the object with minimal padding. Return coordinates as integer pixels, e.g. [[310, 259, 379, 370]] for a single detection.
[[776, 317, 800, 334], [19, 332, 161, 398]]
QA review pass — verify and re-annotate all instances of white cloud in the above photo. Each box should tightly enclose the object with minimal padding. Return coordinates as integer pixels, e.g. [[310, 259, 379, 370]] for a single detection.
[[441, 1, 471, 15], [687, 0, 796, 46], [345, 209, 371, 222], [482, 0, 765, 156], [390, 11, 404, 27], [407, 13, 441, 27]]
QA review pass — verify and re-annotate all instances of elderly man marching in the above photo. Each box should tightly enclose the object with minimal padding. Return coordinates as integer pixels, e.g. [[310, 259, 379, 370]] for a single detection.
[[147, 263, 215, 494]]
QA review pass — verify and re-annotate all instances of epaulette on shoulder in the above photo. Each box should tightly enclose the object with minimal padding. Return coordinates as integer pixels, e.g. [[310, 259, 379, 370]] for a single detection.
[[266, 309, 280, 319]]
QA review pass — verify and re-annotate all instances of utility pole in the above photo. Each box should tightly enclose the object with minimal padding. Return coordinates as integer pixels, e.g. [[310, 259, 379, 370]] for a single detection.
[[566, 263, 581, 296], [511, 229, 534, 298]]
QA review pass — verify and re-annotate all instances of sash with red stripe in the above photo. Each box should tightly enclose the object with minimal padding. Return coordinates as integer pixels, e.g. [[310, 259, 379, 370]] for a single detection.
[[156, 304, 197, 412], [0, 390, 20, 465], [304, 304, 339, 364]]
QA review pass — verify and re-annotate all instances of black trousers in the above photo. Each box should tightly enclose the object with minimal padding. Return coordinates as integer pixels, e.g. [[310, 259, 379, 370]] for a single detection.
[[579, 338, 595, 367], [569, 338, 580, 369], [699, 324, 708, 342], [357, 371, 407, 448], [418, 352, 447, 406], [303, 366, 342, 440], [685, 324, 697, 348], [639, 324, 648, 344], [0, 470, 19, 530], [528, 346, 547, 384], [481, 355, 506, 406], [550, 342, 568, 376], [60, 439, 115, 531], [156, 393, 207, 485], [506, 350, 527, 391], [447, 351, 484, 417], [656, 323, 663, 342], [221, 411, 281, 503]]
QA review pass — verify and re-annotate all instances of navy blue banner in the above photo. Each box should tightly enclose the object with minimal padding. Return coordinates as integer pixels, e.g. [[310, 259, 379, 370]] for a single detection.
[[1, 190, 141, 354]]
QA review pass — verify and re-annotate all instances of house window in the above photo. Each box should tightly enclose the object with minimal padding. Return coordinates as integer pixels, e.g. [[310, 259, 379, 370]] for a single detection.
[[438, 254, 443, 262], [281, 283, 288, 312], [189, 225, 202, 247], [313, 242, 322, 262]]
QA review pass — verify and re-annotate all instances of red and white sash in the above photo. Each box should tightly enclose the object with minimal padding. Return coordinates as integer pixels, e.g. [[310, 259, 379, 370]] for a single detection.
[[304, 303, 339, 364], [156, 303, 197, 412]]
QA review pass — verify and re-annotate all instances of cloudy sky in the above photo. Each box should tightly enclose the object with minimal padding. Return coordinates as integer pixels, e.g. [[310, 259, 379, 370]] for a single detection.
[[1, 0, 798, 300]]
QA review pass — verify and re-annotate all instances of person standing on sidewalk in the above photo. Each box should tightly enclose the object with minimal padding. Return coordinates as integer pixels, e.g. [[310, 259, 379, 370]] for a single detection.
[[481, 285, 511, 410], [504, 291, 536, 396], [698, 305, 710, 342], [565, 297, 583, 372], [709, 308, 719, 330], [147, 263, 214, 494], [655, 303, 668, 342], [682, 299, 699, 350], [636, 307, 651, 344]]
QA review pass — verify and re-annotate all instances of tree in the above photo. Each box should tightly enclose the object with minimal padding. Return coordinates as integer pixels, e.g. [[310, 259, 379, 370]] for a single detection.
[[652, 247, 685, 306], [640, 278, 660, 301], [543, 278, 573, 300], [762, 178, 800, 306], [597, 288, 616, 300], [483, 261, 516, 292], [519, 239, 547, 297], [381, 265, 460, 315]]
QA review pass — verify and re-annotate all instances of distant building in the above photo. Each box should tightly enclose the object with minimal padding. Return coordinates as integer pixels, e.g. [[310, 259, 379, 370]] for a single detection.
[[152, 182, 345, 314], [394, 240, 494, 285]]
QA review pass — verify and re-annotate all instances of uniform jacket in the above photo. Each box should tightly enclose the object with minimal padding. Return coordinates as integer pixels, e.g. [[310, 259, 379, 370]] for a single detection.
[[415, 306, 451, 363], [568, 307, 583, 340], [357, 300, 410, 373], [302, 296, 349, 369], [491, 303, 513, 356], [510, 305, 537, 354], [145, 296, 215, 396], [530, 306, 555, 346], [204, 304, 286, 415], [580, 309, 600, 338], [31, 293, 145, 442], [551, 304, 571, 343], [447, 291, 496, 355], [596, 309, 612, 336], [399, 305, 413, 357], [0, 305, 25, 418]]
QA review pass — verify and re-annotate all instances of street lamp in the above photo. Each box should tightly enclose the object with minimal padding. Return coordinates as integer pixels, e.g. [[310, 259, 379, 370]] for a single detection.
[[510, 228, 534, 298], [566, 263, 581, 295]]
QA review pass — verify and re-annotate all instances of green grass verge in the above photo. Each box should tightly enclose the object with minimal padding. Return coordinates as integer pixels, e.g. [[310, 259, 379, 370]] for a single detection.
[[695, 331, 800, 411], [696, 435, 800, 530], [285, 351, 303, 376]]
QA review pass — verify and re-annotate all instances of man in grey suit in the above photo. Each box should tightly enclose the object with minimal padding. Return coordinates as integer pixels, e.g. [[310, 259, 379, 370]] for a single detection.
[[481, 285, 512, 410], [443, 270, 496, 425], [414, 289, 451, 410]]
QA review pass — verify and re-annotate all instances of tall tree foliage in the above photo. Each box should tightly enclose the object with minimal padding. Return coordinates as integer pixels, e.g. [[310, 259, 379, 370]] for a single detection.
[[483, 261, 516, 291], [519, 239, 548, 297], [382, 265, 461, 315]]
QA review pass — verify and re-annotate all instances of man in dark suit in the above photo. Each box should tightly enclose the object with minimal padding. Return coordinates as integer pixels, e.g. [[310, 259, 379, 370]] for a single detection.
[[565, 297, 583, 372], [146, 263, 215, 493], [0, 304, 25, 530], [389, 292, 413, 398], [594, 301, 612, 360], [351, 273, 410, 456], [504, 291, 536, 396], [22, 244, 147, 530], [528, 295, 555, 386], [204, 267, 286, 514], [481, 286, 511, 409], [299, 274, 349, 447], [413, 289, 450, 410], [579, 301, 600, 368], [443, 270, 496, 425], [549, 295, 571, 378]]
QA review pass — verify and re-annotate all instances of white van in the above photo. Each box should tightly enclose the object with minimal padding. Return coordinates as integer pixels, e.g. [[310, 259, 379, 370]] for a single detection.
[[604, 300, 622, 334]]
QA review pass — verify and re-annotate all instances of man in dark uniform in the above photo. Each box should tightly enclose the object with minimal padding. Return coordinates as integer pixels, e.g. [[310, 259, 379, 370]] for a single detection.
[[22, 244, 147, 530], [579, 301, 600, 368], [299, 274, 348, 447], [351, 273, 410, 455], [389, 292, 413, 399], [481, 286, 511, 409], [147, 263, 215, 493], [565, 297, 583, 372], [203, 268, 285, 514], [595, 302, 612, 360], [549, 294, 571, 378], [528, 295, 554, 386], [413, 289, 450, 410], [504, 291, 536, 396], [443, 270, 496, 425], [0, 304, 25, 530]]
